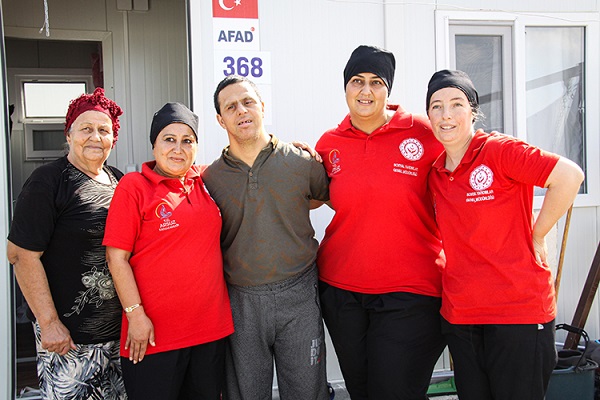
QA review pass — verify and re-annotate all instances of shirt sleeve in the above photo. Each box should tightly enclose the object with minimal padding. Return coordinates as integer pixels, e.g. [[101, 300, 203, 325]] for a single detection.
[[102, 176, 142, 252], [8, 173, 59, 252], [497, 136, 560, 188], [308, 158, 330, 202]]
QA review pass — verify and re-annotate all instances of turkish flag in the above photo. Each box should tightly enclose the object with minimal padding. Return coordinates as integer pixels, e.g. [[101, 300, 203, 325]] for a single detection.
[[212, 0, 259, 19]]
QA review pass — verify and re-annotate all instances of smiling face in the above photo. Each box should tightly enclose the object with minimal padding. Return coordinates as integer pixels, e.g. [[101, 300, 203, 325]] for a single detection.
[[152, 123, 197, 180], [427, 87, 475, 149], [216, 81, 266, 146], [66, 110, 114, 166], [345, 72, 388, 125]]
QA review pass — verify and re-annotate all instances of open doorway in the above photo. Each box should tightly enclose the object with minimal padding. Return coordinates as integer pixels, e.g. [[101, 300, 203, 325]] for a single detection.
[[5, 37, 103, 397]]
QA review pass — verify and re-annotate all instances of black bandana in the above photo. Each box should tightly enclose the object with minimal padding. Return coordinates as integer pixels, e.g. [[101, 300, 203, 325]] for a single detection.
[[150, 102, 199, 147], [343, 45, 396, 92], [426, 69, 479, 111]]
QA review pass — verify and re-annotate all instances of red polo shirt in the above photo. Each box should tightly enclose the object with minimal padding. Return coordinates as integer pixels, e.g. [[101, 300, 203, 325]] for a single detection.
[[316, 105, 445, 296], [103, 162, 234, 355], [428, 130, 560, 324]]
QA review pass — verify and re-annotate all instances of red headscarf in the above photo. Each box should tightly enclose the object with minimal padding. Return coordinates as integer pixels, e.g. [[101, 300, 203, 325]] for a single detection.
[[64, 87, 123, 146]]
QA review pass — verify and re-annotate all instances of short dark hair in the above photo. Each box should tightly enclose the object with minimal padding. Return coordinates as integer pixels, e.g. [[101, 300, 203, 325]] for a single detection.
[[213, 75, 262, 115]]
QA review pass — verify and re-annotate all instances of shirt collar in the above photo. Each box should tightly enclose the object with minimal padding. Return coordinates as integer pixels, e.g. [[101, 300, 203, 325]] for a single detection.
[[338, 104, 414, 136], [432, 129, 488, 172], [141, 161, 200, 185], [222, 134, 278, 166]]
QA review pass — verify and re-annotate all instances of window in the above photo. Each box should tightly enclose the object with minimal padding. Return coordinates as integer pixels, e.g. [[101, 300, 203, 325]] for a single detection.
[[12, 72, 93, 160], [525, 27, 585, 195], [23, 82, 88, 119], [435, 11, 599, 206], [449, 24, 513, 134], [23, 122, 68, 160]]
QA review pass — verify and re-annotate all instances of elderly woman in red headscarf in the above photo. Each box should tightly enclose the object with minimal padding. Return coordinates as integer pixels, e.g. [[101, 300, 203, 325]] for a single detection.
[[7, 88, 127, 399]]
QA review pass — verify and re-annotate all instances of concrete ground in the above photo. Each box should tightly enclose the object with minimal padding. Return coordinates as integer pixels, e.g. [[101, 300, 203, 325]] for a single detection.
[[273, 389, 458, 399], [324, 389, 458, 400], [272, 381, 459, 399]]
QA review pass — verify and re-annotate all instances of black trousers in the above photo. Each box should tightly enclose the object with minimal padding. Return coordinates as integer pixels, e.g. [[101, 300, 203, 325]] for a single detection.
[[319, 281, 446, 400], [442, 318, 557, 400], [121, 338, 226, 400]]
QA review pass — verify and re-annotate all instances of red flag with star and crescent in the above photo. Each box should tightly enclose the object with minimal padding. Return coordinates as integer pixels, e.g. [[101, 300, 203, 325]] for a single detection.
[[212, 0, 259, 18]]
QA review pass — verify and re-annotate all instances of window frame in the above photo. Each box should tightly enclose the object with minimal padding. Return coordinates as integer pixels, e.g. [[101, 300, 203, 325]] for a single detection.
[[22, 81, 89, 120], [435, 11, 600, 207], [13, 72, 93, 125], [449, 24, 514, 135], [9, 69, 93, 161], [23, 122, 68, 160]]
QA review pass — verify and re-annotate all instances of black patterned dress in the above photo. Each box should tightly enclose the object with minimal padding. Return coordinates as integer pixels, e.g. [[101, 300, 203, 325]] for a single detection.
[[9, 156, 127, 399]]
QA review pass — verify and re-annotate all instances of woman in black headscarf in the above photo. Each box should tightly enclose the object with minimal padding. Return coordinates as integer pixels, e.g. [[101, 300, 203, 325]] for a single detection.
[[426, 69, 584, 400], [314, 45, 447, 399]]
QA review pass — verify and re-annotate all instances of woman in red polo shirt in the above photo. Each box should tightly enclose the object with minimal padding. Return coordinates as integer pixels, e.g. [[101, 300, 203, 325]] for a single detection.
[[426, 69, 584, 400], [104, 103, 233, 400], [315, 45, 446, 399]]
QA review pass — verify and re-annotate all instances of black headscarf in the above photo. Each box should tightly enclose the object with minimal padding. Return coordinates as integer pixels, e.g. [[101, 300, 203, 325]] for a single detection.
[[343, 45, 396, 93], [426, 69, 479, 112], [150, 102, 199, 147]]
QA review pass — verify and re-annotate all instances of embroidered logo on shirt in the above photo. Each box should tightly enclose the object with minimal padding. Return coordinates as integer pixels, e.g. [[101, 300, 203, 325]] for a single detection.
[[156, 203, 172, 219], [155, 202, 180, 231], [399, 138, 424, 161], [393, 162, 419, 176], [470, 164, 494, 191], [329, 149, 341, 175]]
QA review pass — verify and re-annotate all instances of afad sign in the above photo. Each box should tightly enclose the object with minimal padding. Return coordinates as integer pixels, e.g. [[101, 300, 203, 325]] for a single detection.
[[212, 0, 260, 51], [212, 0, 258, 19]]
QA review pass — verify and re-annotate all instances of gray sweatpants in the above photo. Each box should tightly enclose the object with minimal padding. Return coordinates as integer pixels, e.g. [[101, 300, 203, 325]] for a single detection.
[[224, 264, 329, 400]]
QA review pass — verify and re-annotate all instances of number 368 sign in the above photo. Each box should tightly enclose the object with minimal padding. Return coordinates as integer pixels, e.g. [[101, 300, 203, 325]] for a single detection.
[[214, 51, 271, 84]]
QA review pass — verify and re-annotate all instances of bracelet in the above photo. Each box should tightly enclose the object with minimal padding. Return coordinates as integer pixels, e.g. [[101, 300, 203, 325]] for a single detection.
[[124, 303, 141, 313]]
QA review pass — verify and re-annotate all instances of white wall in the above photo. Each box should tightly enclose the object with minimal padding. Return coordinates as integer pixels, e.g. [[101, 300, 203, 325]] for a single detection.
[[1, 0, 600, 394], [190, 0, 387, 256], [190, 0, 600, 351], [191, 0, 386, 163], [105, 0, 189, 172], [190, 0, 391, 383]]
